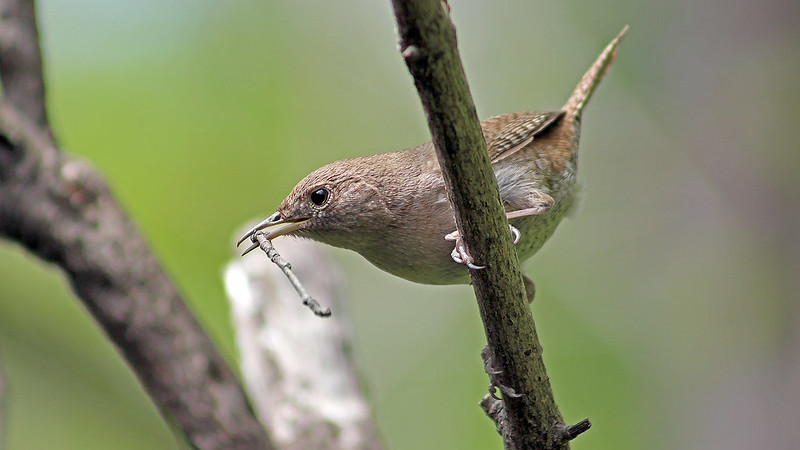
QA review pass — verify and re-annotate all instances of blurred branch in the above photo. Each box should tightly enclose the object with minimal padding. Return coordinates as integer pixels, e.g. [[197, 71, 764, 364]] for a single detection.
[[225, 238, 384, 450], [0, 0, 48, 127], [0, 1, 273, 448], [390, 0, 578, 448], [0, 355, 4, 449]]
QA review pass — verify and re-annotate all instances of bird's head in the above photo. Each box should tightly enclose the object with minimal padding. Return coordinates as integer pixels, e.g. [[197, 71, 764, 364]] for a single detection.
[[237, 157, 395, 253]]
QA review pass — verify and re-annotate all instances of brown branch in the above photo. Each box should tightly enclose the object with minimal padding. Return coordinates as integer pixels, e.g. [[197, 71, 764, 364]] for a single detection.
[[480, 394, 507, 438], [390, 0, 573, 448], [559, 419, 592, 441], [0, 0, 48, 127], [0, 1, 273, 448], [225, 238, 384, 450]]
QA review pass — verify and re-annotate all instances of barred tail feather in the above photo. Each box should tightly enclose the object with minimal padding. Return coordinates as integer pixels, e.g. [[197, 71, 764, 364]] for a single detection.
[[564, 25, 628, 121]]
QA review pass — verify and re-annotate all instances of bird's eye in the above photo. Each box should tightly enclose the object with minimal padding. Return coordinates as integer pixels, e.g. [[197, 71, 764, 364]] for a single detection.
[[310, 188, 330, 206]]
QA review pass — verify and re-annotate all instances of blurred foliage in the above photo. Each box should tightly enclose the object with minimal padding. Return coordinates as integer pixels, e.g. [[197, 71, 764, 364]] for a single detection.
[[1, 0, 798, 448]]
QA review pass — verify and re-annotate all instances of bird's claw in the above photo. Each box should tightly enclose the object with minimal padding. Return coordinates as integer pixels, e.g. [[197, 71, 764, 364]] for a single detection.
[[445, 230, 486, 269], [445, 225, 522, 268]]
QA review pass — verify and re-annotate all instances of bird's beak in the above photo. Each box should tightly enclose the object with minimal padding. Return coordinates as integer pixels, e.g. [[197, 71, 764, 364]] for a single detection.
[[236, 211, 310, 255]]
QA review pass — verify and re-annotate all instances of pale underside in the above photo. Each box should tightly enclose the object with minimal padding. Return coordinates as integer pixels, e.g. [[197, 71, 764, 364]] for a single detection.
[[304, 112, 581, 285]]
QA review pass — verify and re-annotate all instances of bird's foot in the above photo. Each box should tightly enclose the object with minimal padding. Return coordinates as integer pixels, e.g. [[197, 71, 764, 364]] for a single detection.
[[445, 225, 521, 269], [444, 230, 485, 269]]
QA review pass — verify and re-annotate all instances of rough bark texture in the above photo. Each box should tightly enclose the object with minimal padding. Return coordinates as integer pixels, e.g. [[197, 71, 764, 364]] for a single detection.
[[0, 1, 273, 448], [390, 0, 570, 448], [225, 238, 384, 450]]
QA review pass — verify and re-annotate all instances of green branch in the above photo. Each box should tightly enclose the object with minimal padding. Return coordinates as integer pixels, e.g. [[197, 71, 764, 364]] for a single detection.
[[389, 1, 577, 448]]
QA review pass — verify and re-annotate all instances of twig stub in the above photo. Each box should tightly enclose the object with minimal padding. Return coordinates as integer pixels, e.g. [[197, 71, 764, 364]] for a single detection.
[[559, 419, 592, 441]]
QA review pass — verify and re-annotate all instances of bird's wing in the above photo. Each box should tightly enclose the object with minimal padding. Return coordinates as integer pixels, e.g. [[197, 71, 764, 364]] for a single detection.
[[484, 111, 563, 162]]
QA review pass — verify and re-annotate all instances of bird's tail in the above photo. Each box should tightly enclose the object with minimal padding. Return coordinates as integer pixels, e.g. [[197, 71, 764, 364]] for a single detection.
[[563, 25, 628, 121]]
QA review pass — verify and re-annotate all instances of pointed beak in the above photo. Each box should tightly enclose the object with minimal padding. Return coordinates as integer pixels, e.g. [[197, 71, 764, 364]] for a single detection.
[[236, 211, 310, 255]]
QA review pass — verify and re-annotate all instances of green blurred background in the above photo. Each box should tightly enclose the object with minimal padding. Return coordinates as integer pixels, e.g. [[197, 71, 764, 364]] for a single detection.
[[1, 0, 799, 448]]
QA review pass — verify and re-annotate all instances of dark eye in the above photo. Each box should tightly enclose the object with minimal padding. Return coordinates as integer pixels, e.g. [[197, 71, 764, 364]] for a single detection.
[[310, 188, 330, 206]]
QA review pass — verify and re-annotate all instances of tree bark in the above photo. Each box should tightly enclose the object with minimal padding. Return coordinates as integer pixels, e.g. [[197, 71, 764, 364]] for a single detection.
[[0, 1, 273, 448], [390, 0, 576, 448], [0, 0, 48, 127]]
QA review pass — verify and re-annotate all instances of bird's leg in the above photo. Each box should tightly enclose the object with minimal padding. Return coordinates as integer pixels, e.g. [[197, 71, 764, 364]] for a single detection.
[[481, 346, 522, 400], [445, 203, 545, 269]]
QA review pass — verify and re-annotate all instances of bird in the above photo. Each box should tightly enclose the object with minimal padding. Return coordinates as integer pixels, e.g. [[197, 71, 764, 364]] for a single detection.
[[238, 27, 626, 297]]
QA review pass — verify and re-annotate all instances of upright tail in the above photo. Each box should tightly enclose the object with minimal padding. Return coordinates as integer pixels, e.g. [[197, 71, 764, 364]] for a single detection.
[[563, 25, 628, 121]]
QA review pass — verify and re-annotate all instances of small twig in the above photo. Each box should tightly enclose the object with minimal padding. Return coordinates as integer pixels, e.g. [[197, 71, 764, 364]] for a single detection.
[[225, 238, 384, 450], [252, 232, 331, 317], [558, 419, 592, 441]]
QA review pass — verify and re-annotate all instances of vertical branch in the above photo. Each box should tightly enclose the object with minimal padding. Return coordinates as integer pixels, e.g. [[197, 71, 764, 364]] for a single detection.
[[0, 0, 48, 127], [0, 1, 273, 448], [225, 238, 384, 450], [390, 0, 573, 448]]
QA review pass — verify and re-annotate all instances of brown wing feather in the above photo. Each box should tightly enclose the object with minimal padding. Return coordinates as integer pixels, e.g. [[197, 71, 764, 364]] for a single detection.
[[483, 111, 563, 162]]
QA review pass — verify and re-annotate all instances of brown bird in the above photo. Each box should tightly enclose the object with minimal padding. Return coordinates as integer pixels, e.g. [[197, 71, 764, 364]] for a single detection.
[[239, 27, 626, 294]]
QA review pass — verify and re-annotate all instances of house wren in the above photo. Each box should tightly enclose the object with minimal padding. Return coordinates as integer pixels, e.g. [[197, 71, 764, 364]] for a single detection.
[[239, 27, 626, 288]]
